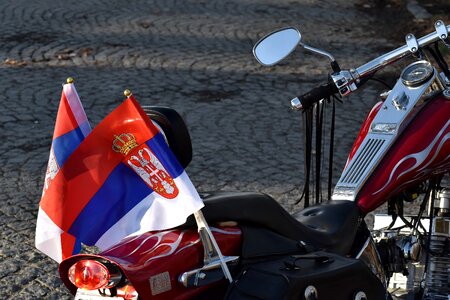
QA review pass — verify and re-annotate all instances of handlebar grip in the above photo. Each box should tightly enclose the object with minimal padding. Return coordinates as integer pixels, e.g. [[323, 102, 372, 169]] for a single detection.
[[291, 81, 337, 110]]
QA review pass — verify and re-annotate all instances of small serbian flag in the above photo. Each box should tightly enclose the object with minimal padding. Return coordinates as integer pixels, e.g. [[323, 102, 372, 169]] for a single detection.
[[36, 80, 91, 262], [36, 95, 204, 262]]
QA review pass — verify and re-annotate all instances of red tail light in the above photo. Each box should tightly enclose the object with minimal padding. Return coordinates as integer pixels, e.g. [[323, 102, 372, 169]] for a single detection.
[[68, 259, 110, 290]]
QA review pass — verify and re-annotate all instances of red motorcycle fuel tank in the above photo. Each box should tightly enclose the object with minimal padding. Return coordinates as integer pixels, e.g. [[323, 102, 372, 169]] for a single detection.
[[332, 61, 450, 213], [356, 94, 449, 213]]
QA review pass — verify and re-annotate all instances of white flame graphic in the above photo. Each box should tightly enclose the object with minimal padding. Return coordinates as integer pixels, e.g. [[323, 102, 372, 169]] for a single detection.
[[173, 227, 241, 255], [101, 226, 240, 264], [102, 229, 175, 254], [373, 120, 450, 195], [144, 231, 187, 265]]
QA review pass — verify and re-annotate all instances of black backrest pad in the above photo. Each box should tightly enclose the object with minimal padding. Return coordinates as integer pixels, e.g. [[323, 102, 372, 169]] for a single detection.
[[142, 106, 192, 169]]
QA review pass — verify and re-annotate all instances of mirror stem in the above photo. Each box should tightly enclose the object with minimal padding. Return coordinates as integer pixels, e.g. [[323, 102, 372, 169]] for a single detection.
[[299, 42, 335, 61], [299, 42, 341, 72]]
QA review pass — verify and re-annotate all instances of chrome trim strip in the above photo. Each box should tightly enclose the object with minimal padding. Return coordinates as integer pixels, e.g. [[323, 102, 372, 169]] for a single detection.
[[341, 138, 386, 185]]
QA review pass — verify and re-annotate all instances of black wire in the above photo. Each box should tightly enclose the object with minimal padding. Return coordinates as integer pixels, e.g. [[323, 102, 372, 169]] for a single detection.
[[297, 108, 313, 207], [434, 42, 450, 77], [297, 89, 340, 206], [327, 96, 336, 200], [315, 100, 324, 204], [413, 181, 432, 234], [368, 77, 393, 90], [386, 214, 398, 230], [423, 178, 437, 288], [426, 44, 450, 78]]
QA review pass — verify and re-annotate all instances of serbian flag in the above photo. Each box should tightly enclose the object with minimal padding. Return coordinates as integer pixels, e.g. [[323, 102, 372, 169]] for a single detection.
[[36, 95, 204, 262], [36, 80, 91, 262]]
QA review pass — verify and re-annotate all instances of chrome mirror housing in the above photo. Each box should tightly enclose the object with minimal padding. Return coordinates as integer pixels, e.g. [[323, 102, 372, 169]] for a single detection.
[[253, 27, 301, 66]]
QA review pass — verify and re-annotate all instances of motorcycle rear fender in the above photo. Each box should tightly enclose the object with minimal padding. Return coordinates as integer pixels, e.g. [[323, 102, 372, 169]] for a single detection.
[[59, 226, 242, 299]]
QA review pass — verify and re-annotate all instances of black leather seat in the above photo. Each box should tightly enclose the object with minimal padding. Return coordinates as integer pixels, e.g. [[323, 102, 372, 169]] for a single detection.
[[196, 191, 361, 255]]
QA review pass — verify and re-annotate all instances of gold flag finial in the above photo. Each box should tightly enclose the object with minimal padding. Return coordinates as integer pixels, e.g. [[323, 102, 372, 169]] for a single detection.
[[66, 77, 74, 84], [124, 89, 132, 98]]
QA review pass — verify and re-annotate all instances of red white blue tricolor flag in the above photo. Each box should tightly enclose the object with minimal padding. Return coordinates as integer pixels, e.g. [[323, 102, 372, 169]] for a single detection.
[[36, 81, 91, 262], [36, 94, 204, 262]]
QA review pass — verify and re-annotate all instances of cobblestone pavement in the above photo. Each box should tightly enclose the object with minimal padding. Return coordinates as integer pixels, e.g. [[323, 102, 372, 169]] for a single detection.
[[0, 0, 448, 298]]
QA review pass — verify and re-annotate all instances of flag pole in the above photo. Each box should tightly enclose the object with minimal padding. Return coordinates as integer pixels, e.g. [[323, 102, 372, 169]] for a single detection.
[[193, 210, 233, 283], [122, 87, 232, 282]]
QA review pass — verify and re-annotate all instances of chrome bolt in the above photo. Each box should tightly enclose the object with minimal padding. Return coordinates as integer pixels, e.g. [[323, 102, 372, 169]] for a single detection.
[[305, 285, 318, 300], [354, 291, 367, 300]]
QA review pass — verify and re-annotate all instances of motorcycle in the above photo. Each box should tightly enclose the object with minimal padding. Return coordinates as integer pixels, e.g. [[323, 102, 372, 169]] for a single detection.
[[58, 20, 450, 299]]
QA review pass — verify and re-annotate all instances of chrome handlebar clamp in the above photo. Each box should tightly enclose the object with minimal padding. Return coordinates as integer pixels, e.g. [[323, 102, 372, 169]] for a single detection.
[[435, 20, 450, 47], [405, 33, 420, 54]]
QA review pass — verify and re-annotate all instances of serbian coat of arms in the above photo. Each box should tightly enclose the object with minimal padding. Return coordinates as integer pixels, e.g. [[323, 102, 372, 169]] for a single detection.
[[112, 133, 179, 199]]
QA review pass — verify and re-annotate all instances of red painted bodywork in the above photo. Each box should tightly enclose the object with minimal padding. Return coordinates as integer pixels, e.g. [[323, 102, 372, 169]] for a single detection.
[[344, 101, 383, 170], [356, 95, 450, 213], [60, 226, 241, 299]]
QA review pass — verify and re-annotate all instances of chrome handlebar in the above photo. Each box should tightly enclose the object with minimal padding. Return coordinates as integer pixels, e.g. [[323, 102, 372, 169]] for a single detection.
[[330, 21, 450, 98], [355, 22, 450, 79], [292, 21, 450, 111]]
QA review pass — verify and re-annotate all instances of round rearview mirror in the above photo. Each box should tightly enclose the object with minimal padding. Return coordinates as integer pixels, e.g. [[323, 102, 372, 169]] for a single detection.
[[253, 27, 301, 66]]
